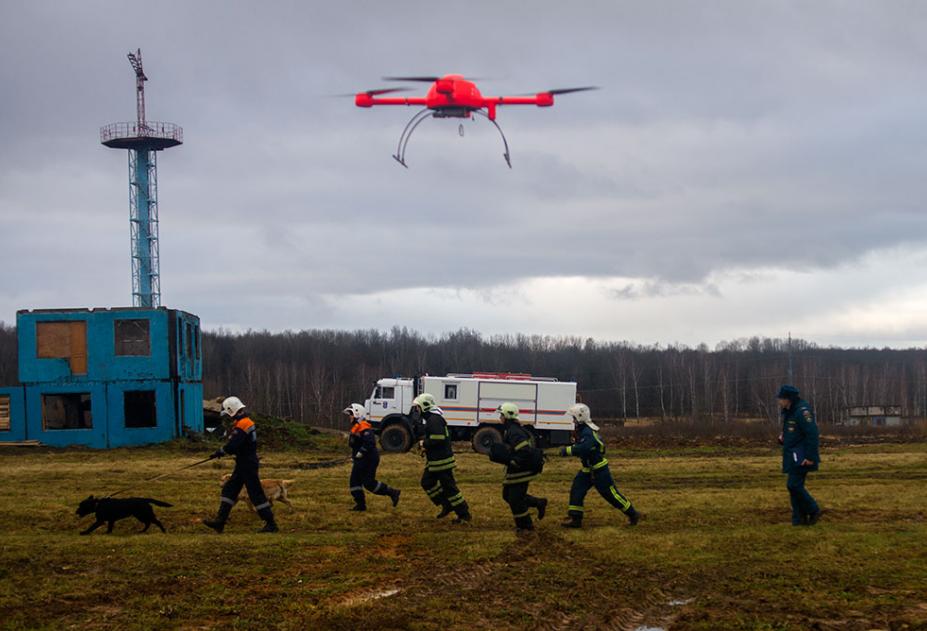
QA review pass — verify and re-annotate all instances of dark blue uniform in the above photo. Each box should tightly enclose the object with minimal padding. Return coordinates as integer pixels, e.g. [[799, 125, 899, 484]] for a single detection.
[[419, 410, 470, 520], [204, 414, 277, 532], [561, 424, 639, 525], [349, 421, 399, 510], [781, 398, 821, 525], [499, 420, 546, 530]]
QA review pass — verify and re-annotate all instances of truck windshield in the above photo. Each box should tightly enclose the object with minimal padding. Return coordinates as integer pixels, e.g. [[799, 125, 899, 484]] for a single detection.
[[373, 386, 395, 399]]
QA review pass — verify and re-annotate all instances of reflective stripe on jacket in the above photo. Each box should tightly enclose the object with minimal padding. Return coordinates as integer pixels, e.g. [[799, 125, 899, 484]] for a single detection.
[[422, 412, 456, 472]]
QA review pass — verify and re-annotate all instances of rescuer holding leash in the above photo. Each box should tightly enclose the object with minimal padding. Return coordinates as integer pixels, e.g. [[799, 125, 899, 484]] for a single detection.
[[559, 403, 641, 528], [777, 385, 822, 526], [413, 393, 472, 523], [202, 396, 278, 533], [489, 402, 547, 533], [344, 403, 401, 511]]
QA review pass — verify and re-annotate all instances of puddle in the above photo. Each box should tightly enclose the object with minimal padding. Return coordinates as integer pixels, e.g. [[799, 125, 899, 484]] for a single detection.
[[633, 627, 665, 631], [668, 598, 694, 606], [342, 587, 402, 607]]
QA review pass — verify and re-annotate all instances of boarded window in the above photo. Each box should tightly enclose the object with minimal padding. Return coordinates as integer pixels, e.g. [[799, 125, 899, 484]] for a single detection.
[[444, 384, 458, 400], [115, 319, 150, 356], [124, 390, 157, 428], [42, 393, 92, 430], [36, 321, 87, 375], [185, 323, 194, 359], [0, 395, 10, 431]]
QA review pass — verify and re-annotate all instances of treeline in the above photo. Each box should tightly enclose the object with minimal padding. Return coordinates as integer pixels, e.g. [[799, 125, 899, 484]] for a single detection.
[[1, 322, 924, 428], [200, 327, 927, 428]]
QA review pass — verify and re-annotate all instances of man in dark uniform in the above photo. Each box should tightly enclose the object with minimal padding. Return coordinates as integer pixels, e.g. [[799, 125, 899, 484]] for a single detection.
[[777, 385, 822, 526], [489, 402, 547, 533], [559, 403, 641, 528], [413, 393, 471, 524], [344, 403, 401, 511], [202, 396, 278, 533]]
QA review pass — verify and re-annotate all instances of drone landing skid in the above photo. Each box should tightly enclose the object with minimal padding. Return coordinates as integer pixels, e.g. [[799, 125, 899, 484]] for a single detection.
[[392, 108, 512, 169], [473, 110, 512, 169]]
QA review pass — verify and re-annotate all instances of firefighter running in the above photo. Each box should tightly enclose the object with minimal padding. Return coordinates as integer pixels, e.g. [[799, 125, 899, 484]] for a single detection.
[[413, 393, 472, 524], [559, 403, 641, 529], [344, 403, 401, 511], [203, 396, 278, 533], [488, 402, 547, 533]]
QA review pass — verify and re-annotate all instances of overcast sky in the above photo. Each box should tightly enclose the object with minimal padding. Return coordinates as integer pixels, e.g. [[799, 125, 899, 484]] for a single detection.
[[1, 1, 926, 347]]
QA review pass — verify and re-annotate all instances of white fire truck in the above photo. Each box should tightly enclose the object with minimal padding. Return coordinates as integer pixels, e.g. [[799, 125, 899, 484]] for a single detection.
[[362, 372, 577, 453]]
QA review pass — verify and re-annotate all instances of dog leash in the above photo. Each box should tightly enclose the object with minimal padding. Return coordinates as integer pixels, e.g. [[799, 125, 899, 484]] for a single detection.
[[294, 456, 352, 470], [107, 456, 215, 497]]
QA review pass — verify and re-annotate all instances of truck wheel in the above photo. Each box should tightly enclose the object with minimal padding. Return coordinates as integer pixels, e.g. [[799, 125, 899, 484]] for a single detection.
[[380, 424, 412, 453], [472, 426, 503, 454]]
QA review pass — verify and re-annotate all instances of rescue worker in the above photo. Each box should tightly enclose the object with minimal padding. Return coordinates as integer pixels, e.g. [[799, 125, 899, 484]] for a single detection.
[[488, 402, 547, 533], [202, 396, 278, 533], [777, 385, 822, 526], [344, 403, 401, 511], [559, 403, 641, 528], [413, 393, 471, 523]]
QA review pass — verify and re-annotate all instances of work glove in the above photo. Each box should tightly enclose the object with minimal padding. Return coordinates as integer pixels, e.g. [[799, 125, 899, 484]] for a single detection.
[[354, 451, 364, 460], [209, 449, 224, 460], [413, 440, 425, 457], [777, 433, 784, 446]]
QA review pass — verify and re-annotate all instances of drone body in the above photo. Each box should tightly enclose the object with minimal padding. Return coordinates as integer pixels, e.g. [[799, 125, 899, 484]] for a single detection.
[[351, 75, 596, 167]]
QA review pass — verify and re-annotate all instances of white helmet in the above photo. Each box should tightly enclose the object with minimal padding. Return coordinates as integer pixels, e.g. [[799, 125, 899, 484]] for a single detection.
[[221, 396, 246, 417], [343, 403, 366, 421], [411, 393, 438, 413], [566, 403, 599, 431]]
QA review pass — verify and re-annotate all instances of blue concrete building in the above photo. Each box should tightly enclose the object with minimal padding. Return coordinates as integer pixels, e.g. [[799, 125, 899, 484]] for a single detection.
[[0, 307, 203, 448]]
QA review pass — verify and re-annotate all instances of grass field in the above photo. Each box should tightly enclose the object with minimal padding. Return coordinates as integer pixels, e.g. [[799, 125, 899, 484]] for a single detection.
[[0, 440, 925, 630]]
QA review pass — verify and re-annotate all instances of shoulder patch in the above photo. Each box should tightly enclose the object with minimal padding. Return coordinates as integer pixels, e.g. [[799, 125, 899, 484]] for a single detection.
[[803, 409, 813, 422]]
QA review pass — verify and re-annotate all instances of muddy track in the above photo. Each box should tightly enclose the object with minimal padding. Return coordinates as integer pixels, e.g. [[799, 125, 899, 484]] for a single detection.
[[372, 529, 690, 630]]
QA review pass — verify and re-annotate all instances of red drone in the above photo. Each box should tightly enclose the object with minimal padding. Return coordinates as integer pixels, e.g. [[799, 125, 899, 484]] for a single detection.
[[352, 75, 597, 168]]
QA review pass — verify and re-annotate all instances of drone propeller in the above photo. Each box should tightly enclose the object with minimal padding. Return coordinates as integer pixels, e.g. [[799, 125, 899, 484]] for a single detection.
[[331, 87, 414, 97], [382, 76, 441, 83], [382, 75, 497, 83], [547, 86, 599, 95], [516, 86, 600, 96]]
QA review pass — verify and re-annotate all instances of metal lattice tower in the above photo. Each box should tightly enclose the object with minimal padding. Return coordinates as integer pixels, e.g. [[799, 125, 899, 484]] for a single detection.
[[101, 49, 182, 308]]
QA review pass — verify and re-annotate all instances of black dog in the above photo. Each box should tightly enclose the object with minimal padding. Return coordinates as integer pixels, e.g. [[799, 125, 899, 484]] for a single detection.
[[76, 495, 172, 535]]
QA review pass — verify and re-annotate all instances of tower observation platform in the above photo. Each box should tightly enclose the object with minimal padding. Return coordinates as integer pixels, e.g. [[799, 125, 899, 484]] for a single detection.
[[100, 121, 183, 150]]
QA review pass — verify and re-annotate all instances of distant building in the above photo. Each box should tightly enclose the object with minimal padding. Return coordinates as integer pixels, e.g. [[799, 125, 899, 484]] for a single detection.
[[0, 307, 203, 448], [843, 405, 904, 427]]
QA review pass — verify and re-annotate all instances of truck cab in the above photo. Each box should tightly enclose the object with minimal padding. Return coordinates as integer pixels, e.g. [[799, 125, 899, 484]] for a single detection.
[[363, 378, 417, 451]]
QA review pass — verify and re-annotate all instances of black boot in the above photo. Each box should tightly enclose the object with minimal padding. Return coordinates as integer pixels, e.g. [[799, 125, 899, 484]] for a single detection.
[[805, 509, 823, 526], [515, 515, 534, 534], [350, 504, 367, 512], [436, 502, 454, 519], [203, 502, 232, 533], [452, 502, 472, 524], [536, 498, 548, 521], [561, 514, 583, 529], [257, 507, 279, 533], [626, 506, 642, 526], [389, 488, 401, 508]]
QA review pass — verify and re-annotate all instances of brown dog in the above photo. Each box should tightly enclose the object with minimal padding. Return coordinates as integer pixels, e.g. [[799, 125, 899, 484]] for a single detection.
[[220, 474, 296, 510]]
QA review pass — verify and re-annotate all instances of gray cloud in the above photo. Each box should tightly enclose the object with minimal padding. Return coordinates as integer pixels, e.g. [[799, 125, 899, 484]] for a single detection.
[[2, 1, 927, 343]]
